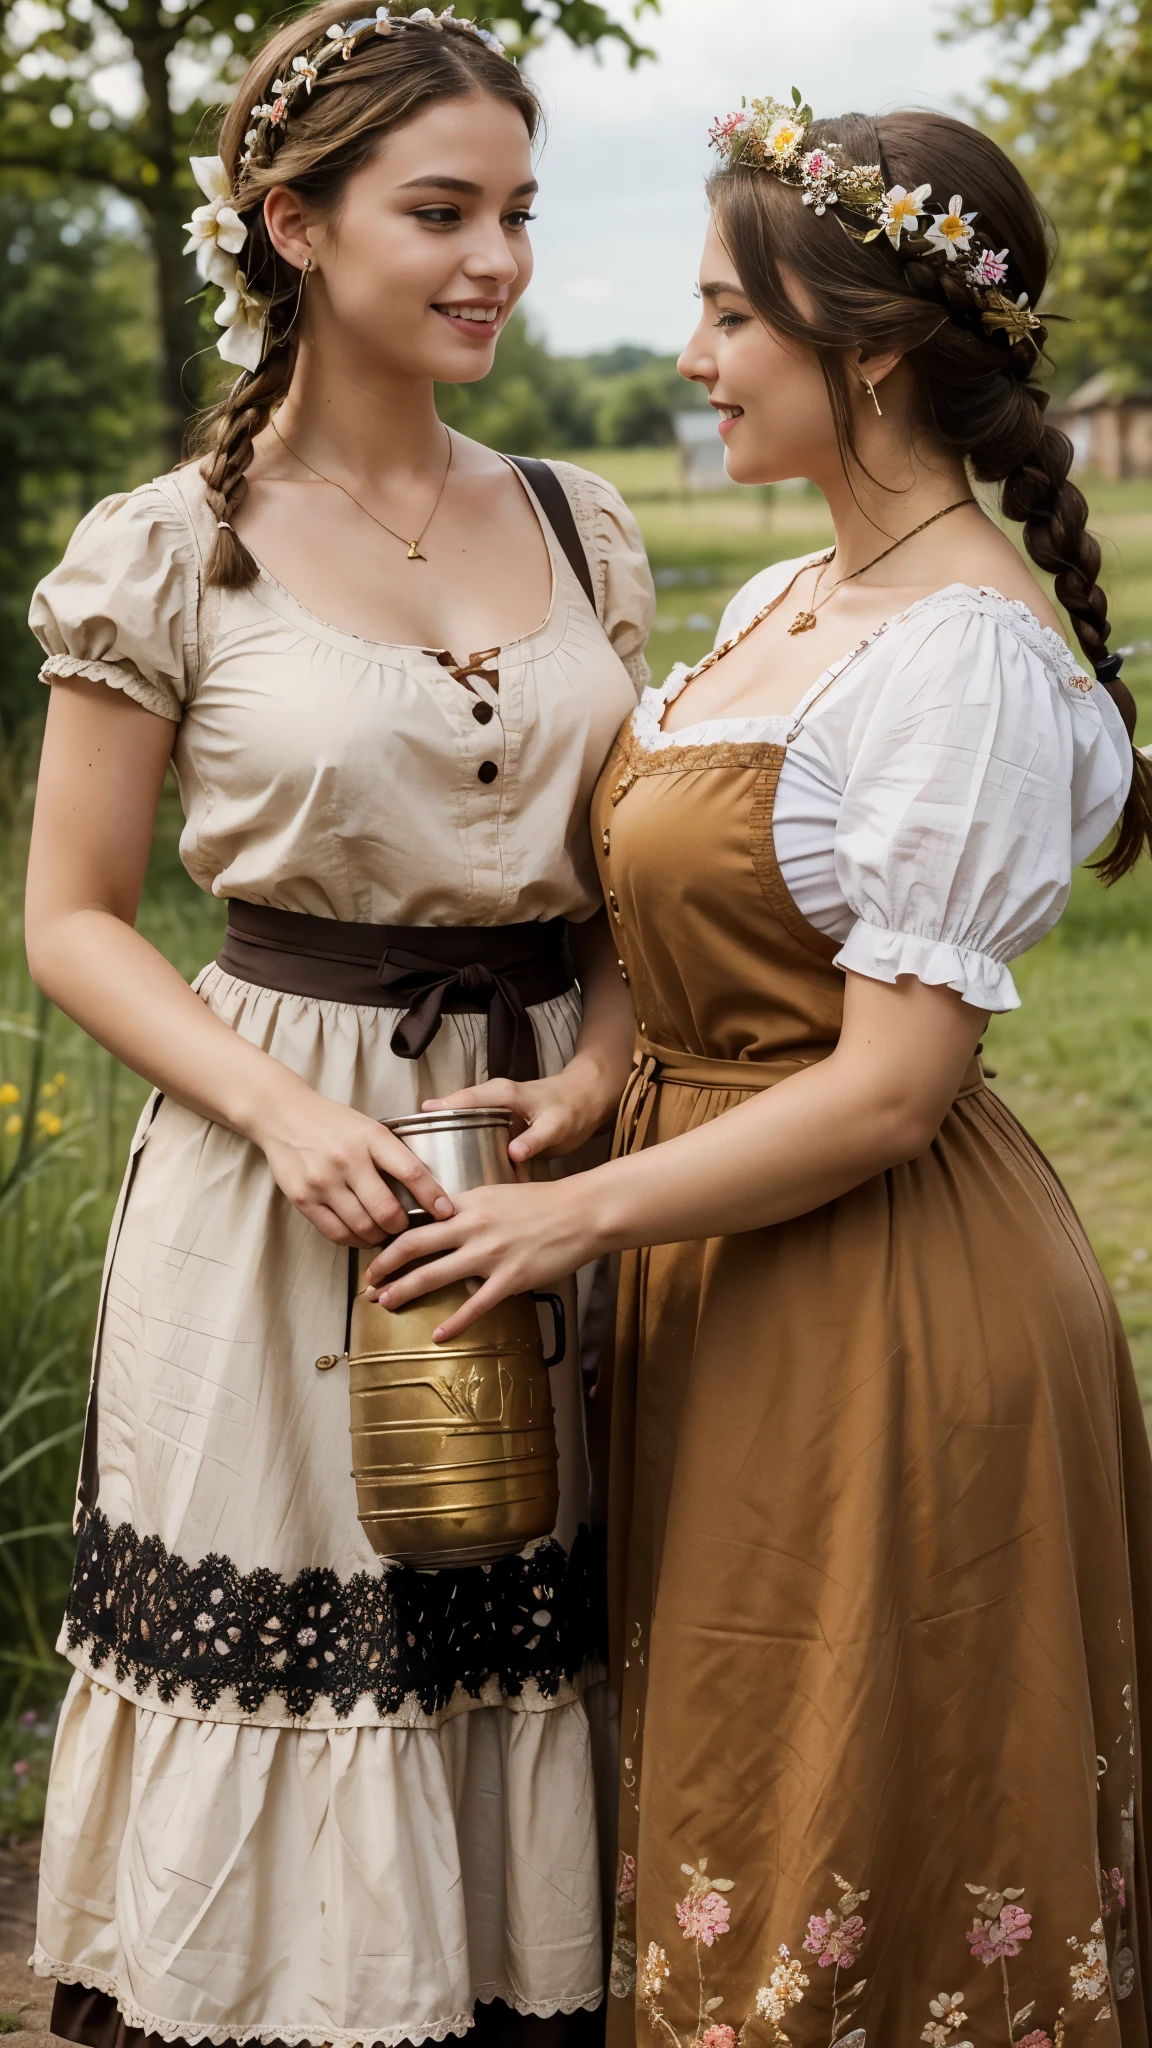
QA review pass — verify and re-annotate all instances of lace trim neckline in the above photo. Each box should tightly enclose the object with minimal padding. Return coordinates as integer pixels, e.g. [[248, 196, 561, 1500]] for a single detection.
[[634, 580, 1094, 755]]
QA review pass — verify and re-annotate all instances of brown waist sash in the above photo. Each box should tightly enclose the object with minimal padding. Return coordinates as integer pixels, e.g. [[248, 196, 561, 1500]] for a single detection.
[[217, 902, 575, 1083]]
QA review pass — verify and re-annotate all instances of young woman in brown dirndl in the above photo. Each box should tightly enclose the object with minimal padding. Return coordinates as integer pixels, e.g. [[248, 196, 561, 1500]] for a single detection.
[[24, 10, 653, 2044], [367, 100, 1152, 2048]]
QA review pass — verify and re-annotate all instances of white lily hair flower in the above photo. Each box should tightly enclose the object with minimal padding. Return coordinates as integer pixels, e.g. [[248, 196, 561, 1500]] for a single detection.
[[291, 54, 318, 88], [879, 182, 931, 247], [925, 194, 977, 261], [214, 265, 269, 373], [183, 156, 247, 284]]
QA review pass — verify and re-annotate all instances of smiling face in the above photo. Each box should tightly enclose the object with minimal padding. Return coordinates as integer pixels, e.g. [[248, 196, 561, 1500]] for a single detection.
[[266, 90, 536, 386], [677, 214, 842, 487]]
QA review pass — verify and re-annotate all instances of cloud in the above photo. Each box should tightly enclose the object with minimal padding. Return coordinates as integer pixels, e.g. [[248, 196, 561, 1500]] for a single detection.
[[521, 0, 1000, 352]]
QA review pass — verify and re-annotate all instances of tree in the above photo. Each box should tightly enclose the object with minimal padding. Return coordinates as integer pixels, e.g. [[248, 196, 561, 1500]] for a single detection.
[[0, 0, 660, 459], [956, 0, 1152, 385], [438, 312, 598, 449], [0, 186, 162, 729]]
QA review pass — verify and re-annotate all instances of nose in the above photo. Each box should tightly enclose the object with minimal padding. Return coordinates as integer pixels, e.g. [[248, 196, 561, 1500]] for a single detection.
[[462, 218, 522, 288], [677, 314, 716, 390]]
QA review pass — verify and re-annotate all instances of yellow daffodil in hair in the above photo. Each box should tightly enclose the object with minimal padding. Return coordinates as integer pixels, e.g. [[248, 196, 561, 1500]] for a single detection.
[[183, 156, 247, 288], [878, 182, 931, 247], [926, 194, 978, 261]]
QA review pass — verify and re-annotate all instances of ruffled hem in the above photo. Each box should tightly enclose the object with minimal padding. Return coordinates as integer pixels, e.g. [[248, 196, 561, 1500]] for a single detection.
[[31, 1955, 603, 2048], [835, 919, 1020, 1012], [35, 1672, 605, 2044], [38, 653, 181, 723]]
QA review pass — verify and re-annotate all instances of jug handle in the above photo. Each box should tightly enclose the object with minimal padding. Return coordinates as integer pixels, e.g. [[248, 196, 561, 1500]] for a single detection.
[[531, 1292, 566, 1368]]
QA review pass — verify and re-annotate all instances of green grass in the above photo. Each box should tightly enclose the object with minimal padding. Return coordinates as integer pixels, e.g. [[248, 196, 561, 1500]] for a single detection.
[[0, 462, 1150, 1771]]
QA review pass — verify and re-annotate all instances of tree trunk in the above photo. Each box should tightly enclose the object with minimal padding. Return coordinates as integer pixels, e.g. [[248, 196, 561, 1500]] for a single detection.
[[134, 25, 204, 467]]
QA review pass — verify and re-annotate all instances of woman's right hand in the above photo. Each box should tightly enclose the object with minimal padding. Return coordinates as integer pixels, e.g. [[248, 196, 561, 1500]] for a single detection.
[[254, 1085, 454, 1246]]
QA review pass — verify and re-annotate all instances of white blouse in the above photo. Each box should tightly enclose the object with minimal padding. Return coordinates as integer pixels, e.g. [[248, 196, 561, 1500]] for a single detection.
[[633, 557, 1133, 1011]]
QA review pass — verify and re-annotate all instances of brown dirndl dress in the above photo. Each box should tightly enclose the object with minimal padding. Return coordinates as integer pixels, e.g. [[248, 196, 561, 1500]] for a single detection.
[[592, 729, 1152, 2048]]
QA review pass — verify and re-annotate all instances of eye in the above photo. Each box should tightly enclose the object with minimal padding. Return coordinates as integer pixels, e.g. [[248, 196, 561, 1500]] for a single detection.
[[412, 206, 462, 227], [502, 209, 537, 230], [716, 310, 750, 329]]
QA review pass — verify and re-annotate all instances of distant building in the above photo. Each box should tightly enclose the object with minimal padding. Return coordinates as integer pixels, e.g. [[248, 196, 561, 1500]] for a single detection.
[[1057, 371, 1152, 480], [673, 410, 733, 491]]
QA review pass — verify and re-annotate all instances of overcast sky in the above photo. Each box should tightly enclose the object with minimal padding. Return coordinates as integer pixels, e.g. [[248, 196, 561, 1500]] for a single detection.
[[522, 0, 1002, 356]]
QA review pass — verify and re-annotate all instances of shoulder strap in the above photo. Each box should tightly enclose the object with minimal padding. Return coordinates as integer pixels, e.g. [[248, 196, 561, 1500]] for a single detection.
[[507, 455, 598, 616]]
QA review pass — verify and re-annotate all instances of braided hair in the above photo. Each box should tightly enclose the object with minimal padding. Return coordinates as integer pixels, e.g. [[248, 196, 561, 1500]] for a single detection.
[[190, 0, 540, 590], [708, 109, 1152, 884]]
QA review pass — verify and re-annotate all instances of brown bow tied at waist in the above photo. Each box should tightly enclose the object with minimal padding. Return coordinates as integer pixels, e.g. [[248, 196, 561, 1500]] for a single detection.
[[217, 902, 575, 1084]]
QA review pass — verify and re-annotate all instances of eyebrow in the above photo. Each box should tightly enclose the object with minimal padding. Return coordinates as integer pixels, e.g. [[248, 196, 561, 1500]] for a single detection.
[[700, 279, 749, 300], [398, 175, 539, 196]]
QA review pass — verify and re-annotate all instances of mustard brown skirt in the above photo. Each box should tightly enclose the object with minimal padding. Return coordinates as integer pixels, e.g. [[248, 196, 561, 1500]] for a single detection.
[[592, 734, 1152, 2048]]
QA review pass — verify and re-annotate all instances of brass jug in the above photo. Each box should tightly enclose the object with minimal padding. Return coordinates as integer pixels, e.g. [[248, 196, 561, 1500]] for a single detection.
[[319, 1111, 564, 1570]]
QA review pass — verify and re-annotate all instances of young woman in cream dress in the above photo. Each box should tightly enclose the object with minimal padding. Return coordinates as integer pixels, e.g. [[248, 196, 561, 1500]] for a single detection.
[[368, 103, 1152, 2046], [25, 10, 651, 2045]]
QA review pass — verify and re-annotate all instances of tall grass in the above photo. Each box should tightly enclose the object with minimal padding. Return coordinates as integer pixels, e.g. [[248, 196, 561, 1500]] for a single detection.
[[0, 731, 222, 1713]]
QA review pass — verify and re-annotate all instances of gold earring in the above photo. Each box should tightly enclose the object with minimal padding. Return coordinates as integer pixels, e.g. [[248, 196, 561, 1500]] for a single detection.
[[862, 375, 883, 418], [280, 257, 311, 342]]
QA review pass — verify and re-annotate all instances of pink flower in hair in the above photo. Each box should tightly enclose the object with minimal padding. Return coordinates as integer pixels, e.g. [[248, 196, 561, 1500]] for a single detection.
[[700, 2028, 736, 2048]]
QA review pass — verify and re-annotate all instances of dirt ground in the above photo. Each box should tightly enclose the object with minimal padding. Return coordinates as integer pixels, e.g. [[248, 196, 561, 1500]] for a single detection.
[[0, 1837, 52, 2040]]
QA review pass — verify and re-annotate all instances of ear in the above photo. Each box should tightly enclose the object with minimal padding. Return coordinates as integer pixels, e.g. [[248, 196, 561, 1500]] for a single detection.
[[852, 342, 905, 393], [263, 185, 318, 273]]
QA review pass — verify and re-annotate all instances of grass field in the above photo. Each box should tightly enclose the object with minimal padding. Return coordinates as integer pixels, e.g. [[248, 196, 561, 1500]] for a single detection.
[[0, 455, 1150, 1777]]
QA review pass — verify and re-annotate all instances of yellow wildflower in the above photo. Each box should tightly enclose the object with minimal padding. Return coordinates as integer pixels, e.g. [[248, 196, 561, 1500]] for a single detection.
[[41, 1081, 58, 1100], [53, 1071, 67, 1087], [0, 1082, 19, 1105], [4, 1113, 22, 1137], [36, 1109, 63, 1137]]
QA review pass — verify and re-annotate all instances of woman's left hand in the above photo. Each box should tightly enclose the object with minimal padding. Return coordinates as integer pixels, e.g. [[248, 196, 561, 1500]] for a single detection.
[[362, 1178, 601, 1342], [420, 1048, 620, 1166]]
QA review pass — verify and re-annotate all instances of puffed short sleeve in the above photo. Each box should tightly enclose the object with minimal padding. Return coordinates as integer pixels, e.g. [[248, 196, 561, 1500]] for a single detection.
[[29, 485, 198, 723], [552, 461, 656, 697], [831, 600, 1132, 1011]]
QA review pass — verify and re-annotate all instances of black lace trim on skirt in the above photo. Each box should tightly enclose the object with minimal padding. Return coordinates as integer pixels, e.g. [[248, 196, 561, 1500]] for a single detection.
[[64, 1508, 604, 1718]]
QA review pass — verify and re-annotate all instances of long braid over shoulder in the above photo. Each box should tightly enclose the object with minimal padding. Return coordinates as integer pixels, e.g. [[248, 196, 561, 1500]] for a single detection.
[[708, 108, 1152, 883], [189, 0, 540, 589]]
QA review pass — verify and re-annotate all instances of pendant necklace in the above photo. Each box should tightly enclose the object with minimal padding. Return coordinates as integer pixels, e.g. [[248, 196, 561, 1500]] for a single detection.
[[787, 497, 975, 635], [269, 416, 454, 562]]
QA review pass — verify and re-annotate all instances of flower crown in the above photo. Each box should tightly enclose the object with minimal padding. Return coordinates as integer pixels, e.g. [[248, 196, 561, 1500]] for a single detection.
[[708, 89, 1044, 355], [183, 4, 506, 373]]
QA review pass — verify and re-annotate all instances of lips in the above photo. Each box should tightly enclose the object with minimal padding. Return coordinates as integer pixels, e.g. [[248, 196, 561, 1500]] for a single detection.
[[433, 301, 504, 336], [713, 404, 744, 435]]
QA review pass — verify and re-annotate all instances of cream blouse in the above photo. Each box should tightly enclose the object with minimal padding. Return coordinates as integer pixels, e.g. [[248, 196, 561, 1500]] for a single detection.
[[634, 559, 1132, 1012], [30, 458, 654, 927]]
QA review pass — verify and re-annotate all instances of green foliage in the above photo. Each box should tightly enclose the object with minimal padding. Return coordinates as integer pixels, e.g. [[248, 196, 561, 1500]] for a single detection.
[[437, 312, 598, 449], [0, 1701, 58, 1834], [0, 186, 162, 731], [594, 358, 695, 446], [0, 0, 660, 438], [955, 0, 1152, 384]]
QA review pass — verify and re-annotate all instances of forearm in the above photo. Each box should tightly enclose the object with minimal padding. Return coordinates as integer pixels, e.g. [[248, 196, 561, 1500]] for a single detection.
[[27, 907, 307, 1142], [579, 1049, 925, 1253]]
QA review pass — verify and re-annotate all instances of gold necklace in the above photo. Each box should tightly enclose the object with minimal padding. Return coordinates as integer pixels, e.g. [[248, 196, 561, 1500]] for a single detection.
[[787, 497, 975, 634], [269, 416, 454, 562]]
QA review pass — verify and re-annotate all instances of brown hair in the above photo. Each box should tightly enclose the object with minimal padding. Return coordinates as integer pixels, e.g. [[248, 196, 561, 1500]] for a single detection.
[[192, 2, 540, 591], [708, 110, 1152, 883]]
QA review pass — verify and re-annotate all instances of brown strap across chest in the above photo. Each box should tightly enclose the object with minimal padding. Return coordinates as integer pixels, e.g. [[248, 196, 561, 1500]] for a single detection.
[[218, 902, 575, 1083]]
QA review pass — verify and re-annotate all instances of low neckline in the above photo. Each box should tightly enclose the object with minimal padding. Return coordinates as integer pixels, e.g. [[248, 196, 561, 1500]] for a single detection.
[[243, 453, 563, 663], [653, 577, 1088, 750]]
